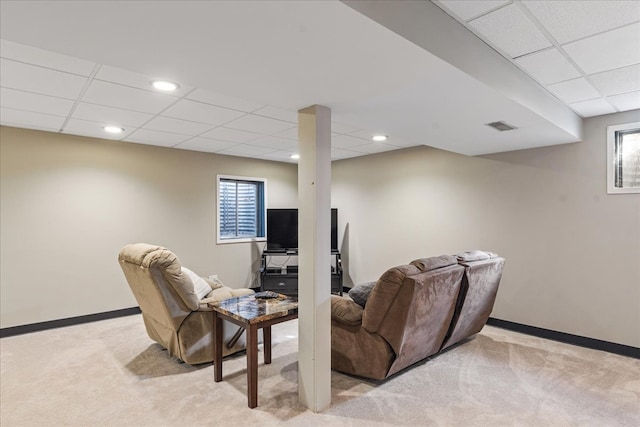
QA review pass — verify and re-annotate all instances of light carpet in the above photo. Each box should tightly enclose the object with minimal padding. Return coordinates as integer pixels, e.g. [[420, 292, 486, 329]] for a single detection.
[[1, 315, 638, 426]]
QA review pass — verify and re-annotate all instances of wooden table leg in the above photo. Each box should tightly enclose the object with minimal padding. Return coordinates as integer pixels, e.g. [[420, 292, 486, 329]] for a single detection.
[[246, 323, 258, 408], [264, 326, 272, 364], [213, 312, 223, 382], [227, 326, 245, 349]]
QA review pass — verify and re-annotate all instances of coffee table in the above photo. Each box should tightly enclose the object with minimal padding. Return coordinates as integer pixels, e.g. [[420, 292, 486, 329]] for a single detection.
[[208, 293, 298, 408]]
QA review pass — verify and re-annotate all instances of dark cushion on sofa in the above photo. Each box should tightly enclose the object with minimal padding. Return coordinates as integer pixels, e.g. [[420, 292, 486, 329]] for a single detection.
[[348, 281, 376, 308]]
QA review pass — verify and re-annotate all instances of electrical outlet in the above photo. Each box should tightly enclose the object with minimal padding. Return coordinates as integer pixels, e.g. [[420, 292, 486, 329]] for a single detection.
[[209, 274, 218, 281]]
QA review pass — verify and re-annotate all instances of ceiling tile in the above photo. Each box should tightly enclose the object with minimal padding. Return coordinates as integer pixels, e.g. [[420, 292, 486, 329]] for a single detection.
[[72, 102, 153, 127], [62, 118, 134, 139], [258, 150, 298, 163], [547, 77, 600, 104], [217, 143, 278, 156], [224, 114, 296, 134], [469, 4, 552, 58], [331, 121, 361, 134], [143, 115, 212, 136], [186, 89, 264, 112], [162, 99, 245, 126], [607, 90, 640, 112], [252, 106, 298, 123], [247, 136, 297, 150], [0, 107, 65, 131], [200, 126, 261, 143], [348, 129, 390, 141], [332, 134, 369, 149], [0, 58, 88, 99], [350, 142, 399, 155], [568, 98, 616, 118], [563, 22, 640, 75], [274, 126, 299, 141], [173, 137, 236, 153], [515, 48, 580, 85], [385, 137, 420, 148], [124, 128, 191, 147], [522, 0, 640, 44], [331, 147, 363, 160], [0, 39, 96, 76], [438, 0, 510, 21], [81, 80, 177, 114], [589, 64, 640, 97], [94, 65, 193, 97], [0, 87, 74, 116]]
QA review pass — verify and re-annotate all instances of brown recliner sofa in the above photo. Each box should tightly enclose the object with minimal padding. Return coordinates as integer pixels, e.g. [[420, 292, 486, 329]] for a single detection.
[[441, 252, 505, 350], [331, 251, 504, 380], [118, 243, 254, 364]]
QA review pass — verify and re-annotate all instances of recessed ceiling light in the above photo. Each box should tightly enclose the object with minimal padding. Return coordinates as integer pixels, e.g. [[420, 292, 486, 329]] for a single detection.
[[290, 154, 300, 160], [103, 126, 125, 134], [372, 135, 387, 142], [151, 80, 179, 92]]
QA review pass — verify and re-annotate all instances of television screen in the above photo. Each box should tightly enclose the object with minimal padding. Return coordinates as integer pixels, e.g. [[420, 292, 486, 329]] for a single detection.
[[331, 208, 338, 252], [266, 209, 297, 251], [266, 208, 338, 252]]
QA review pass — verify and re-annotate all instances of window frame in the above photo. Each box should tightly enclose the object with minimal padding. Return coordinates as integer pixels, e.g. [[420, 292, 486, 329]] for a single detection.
[[216, 174, 267, 244], [607, 122, 640, 194]]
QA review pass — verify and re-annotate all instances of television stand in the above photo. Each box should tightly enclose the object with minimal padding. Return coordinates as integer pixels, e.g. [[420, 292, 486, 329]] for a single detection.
[[260, 250, 343, 296]]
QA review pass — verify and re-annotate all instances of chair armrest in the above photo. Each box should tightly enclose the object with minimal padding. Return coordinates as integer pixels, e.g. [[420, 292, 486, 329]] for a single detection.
[[204, 276, 225, 290], [229, 288, 255, 298], [331, 295, 363, 327], [197, 287, 255, 311], [198, 287, 234, 310]]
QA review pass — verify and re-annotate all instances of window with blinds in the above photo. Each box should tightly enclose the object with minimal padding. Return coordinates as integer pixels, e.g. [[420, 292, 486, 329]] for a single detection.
[[217, 175, 266, 243], [608, 122, 640, 194]]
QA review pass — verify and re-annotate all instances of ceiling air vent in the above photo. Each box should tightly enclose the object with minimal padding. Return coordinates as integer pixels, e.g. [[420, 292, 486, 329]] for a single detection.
[[485, 121, 517, 131]]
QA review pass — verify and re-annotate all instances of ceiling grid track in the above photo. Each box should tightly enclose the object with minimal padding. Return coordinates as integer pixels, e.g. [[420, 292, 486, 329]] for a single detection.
[[58, 63, 102, 133]]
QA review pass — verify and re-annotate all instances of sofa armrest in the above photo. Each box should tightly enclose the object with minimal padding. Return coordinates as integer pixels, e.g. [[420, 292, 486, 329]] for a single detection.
[[331, 295, 363, 327]]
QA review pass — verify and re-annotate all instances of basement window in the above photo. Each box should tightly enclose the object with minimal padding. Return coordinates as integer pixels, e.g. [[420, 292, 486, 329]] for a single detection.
[[217, 175, 267, 243], [607, 122, 640, 194]]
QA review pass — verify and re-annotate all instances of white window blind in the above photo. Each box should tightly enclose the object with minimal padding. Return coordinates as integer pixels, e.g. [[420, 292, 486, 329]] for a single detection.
[[614, 129, 640, 189], [217, 176, 266, 242], [607, 122, 640, 194]]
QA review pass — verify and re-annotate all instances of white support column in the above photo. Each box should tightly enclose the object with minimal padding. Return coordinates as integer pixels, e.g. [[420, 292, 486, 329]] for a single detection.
[[297, 104, 332, 412]]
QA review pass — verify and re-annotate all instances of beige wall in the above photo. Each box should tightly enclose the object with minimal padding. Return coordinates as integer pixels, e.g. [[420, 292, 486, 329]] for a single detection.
[[332, 110, 640, 347], [0, 126, 298, 328], [3, 110, 639, 348]]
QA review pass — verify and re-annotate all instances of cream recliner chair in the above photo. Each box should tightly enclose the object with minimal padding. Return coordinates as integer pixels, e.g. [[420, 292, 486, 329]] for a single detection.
[[118, 243, 254, 364]]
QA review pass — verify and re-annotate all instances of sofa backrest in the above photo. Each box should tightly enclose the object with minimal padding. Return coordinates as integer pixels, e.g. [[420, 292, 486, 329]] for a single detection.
[[441, 256, 505, 350], [118, 243, 199, 331], [362, 264, 420, 333], [362, 255, 465, 377]]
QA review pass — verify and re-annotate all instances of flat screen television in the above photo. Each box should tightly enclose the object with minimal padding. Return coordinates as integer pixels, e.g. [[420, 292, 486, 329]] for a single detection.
[[266, 208, 338, 252], [330, 208, 338, 252], [266, 209, 298, 252]]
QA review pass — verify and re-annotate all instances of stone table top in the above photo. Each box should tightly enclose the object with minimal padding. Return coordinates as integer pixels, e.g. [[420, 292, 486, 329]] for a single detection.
[[207, 293, 298, 325]]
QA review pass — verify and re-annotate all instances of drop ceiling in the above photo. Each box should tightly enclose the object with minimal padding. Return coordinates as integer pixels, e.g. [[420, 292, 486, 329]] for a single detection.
[[0, 0, 638, 163], [434, 0, 640, 117]]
